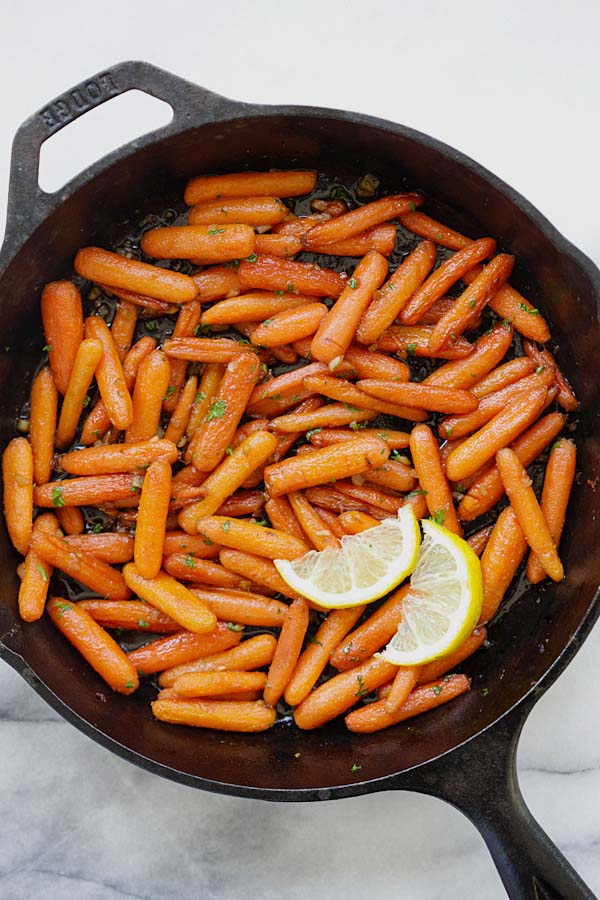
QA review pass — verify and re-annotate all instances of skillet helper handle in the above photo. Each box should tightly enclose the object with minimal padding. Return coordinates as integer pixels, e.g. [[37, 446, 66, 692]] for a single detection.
[[408, 706, 595, 900]]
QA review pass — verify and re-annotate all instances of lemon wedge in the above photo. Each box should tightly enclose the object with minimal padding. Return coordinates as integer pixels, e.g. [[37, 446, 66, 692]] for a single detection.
[[274, 506, 421, 609], [378, 519, 483, 666]]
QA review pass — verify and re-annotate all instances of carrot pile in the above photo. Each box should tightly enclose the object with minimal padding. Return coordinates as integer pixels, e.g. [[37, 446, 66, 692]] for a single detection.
[[2, 168, 578, 738]]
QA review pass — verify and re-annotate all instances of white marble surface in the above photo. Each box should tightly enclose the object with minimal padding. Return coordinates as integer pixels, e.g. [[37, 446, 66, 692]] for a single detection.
[[1, 1, 600, 898]]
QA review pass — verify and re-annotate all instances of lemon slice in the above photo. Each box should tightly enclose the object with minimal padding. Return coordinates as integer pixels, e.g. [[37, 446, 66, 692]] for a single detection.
[[274, 506, 421, 609], [378, 519, 483, 666]]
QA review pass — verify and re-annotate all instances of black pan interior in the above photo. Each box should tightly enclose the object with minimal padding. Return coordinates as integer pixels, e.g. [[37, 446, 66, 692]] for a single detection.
[[0, 113, 599, 795]]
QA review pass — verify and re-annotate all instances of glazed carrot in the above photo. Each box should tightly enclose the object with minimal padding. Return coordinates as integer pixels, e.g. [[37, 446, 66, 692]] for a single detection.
[[191, 587, 289, 627], [294, 655, 397, 729], [527, 438, 576, 583], [428, 254, 515, 353], [264, 436, 389, 497], [308, 427, 411, 450], [171, 670, 267, 697], [466, 525, 493, 557], [445, 385, 548, 482], [302, 374, 427, 421], [304, 485, 388, 520], [376, 325, 473, 360], [163, 299, 202, 413], [186, 363, 225, 439], [159, 633, 277, 686], [238, 255, 346, 298], [461, 268, 551, 343], [330, 585, 409, 670], [306, 224, 398, 257], [384, 666, 421, 714], [2, 437, 33, 554], [313, 505, 346, 539], [18, 513, 60, 622], [81, 336, 156, 445], [185, 353, 261, 470], [471, 357, 537, 398], [128, 622, 241, 674], [409, 425, 462, 536], [122, 563, 217, 633], [134, 459, 172, 580], [361, 459, 417, 494], [202, 292, 312, 326], [192, 265, 241, 302], [345, 674, 470, 733], [304, 193, 422, 249], [478, 506, 527, 623], [78, 599, 179, 633], [496, 448, 564, 581], [288, 491, 339, 550], [253, 233, 303, 258], [163, 531, 221, 558], [357, 380, 478, 414], [264, 496, 307, 543], [264, 598, 309, 706], [338, 344, 410, 381], [356, 240, 437, 344], [335, 478, 406, 514], [216, 490, 266, 518], [398, 211, 471, 250], [194, 517, 310, 560], [311, 251, 388, 364], [402, 489, 429, 521], [48, 597, 138, 694], [268, 403, 376, 433], [110, 300, 138, 361], [34, 474, 140, 508], [56, 506, 85, 535], [184, 170, 317, 205], [29, 367, 58, 484], [60, 439, 178, 475], [458, 412, 567, 521], [152, 698, 276, 731], [523, 339, 579, 411], [164, 555, 248, 588], [164, 375, 198, 445], [399, 238, 496, 324], [85, 316, 133, 430], [141, 224, 255, 263], [75, 247, 198, 304], [418, 628, 487, 683], [64, 533, 134, 564], [419, 294, 482, 328], [40, 281, 84, 395], [338, 510, 381, 533], [157, 687, 262, 702], [32, 531, 130, 600], [219, 548, 302, 599], [125, 350, 171, 443], [188, 196, 289, 226], [250, 303, 328, 348], [424, 324, 515, 389], [101, 286, 177, 314], [55, 340, 103, 449], [246, 361, 345, 417]]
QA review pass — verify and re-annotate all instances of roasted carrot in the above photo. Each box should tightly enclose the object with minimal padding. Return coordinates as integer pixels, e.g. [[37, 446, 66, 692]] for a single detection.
[[330, 585, 409, 670], [55, 339, 103, 449], [141, 223, 255, 263], [288, 491, 339, 550], [29, 367, 58, 484], [361, 459, 417, 494], [192, 587, 289, 627], [78, 599, 179, 633], [158, 633, 277, 687], [398, 211, 471, 250], [238, 255, 346, 298], [152, 697, 276, 731], [164, 375, 198, 446], [471, 357, 537, 398], [122, 564, 217, 633], [171, 670, 267, 697], [101, 286, 177, 314], [186, 363, 225, 440], [128, 622, 242, 674], [303, 193, 422, 249], [304, 224, 397, 257], [85, 316, 133, 430], [64, 533, 134, 564], [18, 513, 60, 622], [56, 506, 85, 535], [409, 425, 462, 536], [337, 510, 381, 534], [526, 438, 576, 583], [250, 303, 328, 348], [418, 628, 487, 683], [203, 292, 312, 326], [304, 485, 388, 520], [466, 525, 493, 557], [40, 281, 84, 395], [188, 196, 289, 226], [163, 299, 202, 413], [253, 233, 303, 258], [338, 344, 410, 381], [111, 300, 138, 361], [75, 247, 198, 304], [320, 480, 403, 514], [163, 554, 247, 588], [384, 666, 421, 714], [2, 437, 33, 554], [246, 361, 345, 417], [523, 339, 579, 411], [184, 170, 317, 205], [32, 531, 130, 600], [479, 506, 528, 623], [345, 674, 470, 733], [34, 474, 140, 508], [308, 427, 411, 450], [218, 548, 301, 599], [358, 380, 478, 415], [263, 598, 309, 706], [125, 350, 171, 443], [194, 516, 310, 560], [268, 403, 377, 433], [264, 496, 307, 543], [60, 439, 178, 475], [376, 325, 473, 360], [163, 531, 221, 559], [134, 458, 172, 580], [216, 490, 266, 518], [424, 324, 514, 388]]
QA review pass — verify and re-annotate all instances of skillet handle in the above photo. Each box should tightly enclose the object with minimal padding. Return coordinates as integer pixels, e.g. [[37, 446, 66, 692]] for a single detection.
[[4, 60, 242, 251], [405, 704, 595, 899]]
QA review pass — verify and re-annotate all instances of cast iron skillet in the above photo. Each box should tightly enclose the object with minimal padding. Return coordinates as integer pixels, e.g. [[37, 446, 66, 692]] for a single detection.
[[1, 61, 599, 900]]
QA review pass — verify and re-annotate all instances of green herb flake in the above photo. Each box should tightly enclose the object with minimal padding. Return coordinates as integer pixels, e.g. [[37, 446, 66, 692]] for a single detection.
[[42, 344, 53, 352], [502, 318, 511, 330], [454, 483, 465, 494], [406, 342, 417, 356], [351, 763, 362, 773], [245, 252, 258, 263], [343, 403, 359, 412], [207, 227, 225, 236], [145, 320, 156, 332], [165, 385, 176, 398], [227, 622, 243, 632], [92, 523, 104, 534], [262, 319, 274, 326], [349, 421, 368, 432], [36, 563, 48, 582], [355, 674, 368, 698], [222, 521, 231, 532], [206, 398, 228, 421], [254, 516, 268, 527], [406, 488, 428, 499], [275, 290, 285, 296], [82, 394, 91, 408], [481, 687, 489, 697], [125, 681, 135, 690], [138, 619, 150, 629], [195, 391, 206, 404], [308, 634, 323, 646], [54, 601, 72, 618], [469, 299, 476, 310], [202, 537, 213, 546], [408, 201, 416, 212], [183, 554, 196, 569], [225, 446, 234, 456], [348, 278, 358, 289], [51, 486, 65, 508], [535, 366, 544, 375], [432, 509, 445, 525], [445, 425, 454, 437], [305, 428, 322, 440], [432, 685, 442, 696], [287, 282, 296, 293]]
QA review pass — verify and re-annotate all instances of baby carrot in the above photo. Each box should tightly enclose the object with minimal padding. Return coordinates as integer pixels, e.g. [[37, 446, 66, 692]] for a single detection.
[[40, 281, 84, 395], [311, 251, 388, 365], [526, 438, 576, 583], [418, 628, 487, 683], [191, 587, 289, 627], [141, 224, 255, 263], [376, 325, 473, 360], [264, 496, 307, 543], [399, 238, 496, 324], [55, 339, 103, 449], [219, 548, 302, 599], [458, 412, 567, 521], [409, 424, 462, 536], [171, 671, 267, 697], [264, 598, 309, 706], [193, 517, 310, 560], [398, 211, 471, 250], [522, 340, 579, 411], [496, 449, 564, 581], [304, 193, 422, 249], [188, 196, 289, 226], [216, 490, 266, 518], [479, 506, 527, 623], [125, 350, 171, 443], [330, 585, 409, 670], [303, 486, 388, 520], [339, 344, 410, 382], [2, 437, 33, 554], [56, 506, 85, 535], [64, 533, 134, 564], [152, 698, 276, 732], [298, 224, 397, 257], [32, 531, 130, 600], [134, 458, 172, 580], [264, 436, 389, 497], [102, 286, 176, 314], [357, 380, 478, 414], [203, 292, 311, 326], [356, 240, 437, 344], [245, 361, 339, 417], [301, 374, 426, 422], [471, 357, 537, 398], [250, 303, 328, 348], [75, 247, 198, 304], [445, 385, 548, 482], [60, 439, 178, 475], [238, 255, 346, 298], [186, 353, 261, 470], [18, 513, 59, 622], [424, 324, 515, 388], [29, 367, 58, 484], [48, 597, 139, 694], [163, 531, 221, 558], [384, 667, 421, 714], [78, 599, 179, 632], [308, 428, 411, 450], [338, 510, 381, 533], [253, 233, 302, 258], [294, 655, 397, 729], [268, 404, 376, 433], [184, 170, 317, 205], [462, 268, 551, 344], [128, 622, 241, 674], [192, 265, 241, 302], [360, 460, 417, 494], [110, 300, 138, 361], [123, 564, 217, 633], [34, 474, 140, 508], [466, 525, 493, 557], [85, 316, 133, 430], [284, 607, 365, 707], [345, 674, 470, 733], [164, 375, 197, 446], [288, 491, 339, 550], [163, 299, 202, 413], [186, 363, 225, 440], [164, 555, 246, 588], [158, 633, 277, 686]]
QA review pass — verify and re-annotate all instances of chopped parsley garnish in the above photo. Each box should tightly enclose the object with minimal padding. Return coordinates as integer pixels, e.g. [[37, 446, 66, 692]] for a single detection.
[[206, 398, 228, 421], [183, 554, 196, 568], [469, 299, 476, 309], [53, 601, 71, 618], [165, 385, 176, 398], [408, 201, 416, 211], [355, 674, 369, 698], [125, 681, 135, 690], [406, 342, 417, 356], [83, 394, 91, 407], [287, 282, 296, 293], [145, 320, 156, 332], [349, 421, 368, 431], [535, 366, 544, 375], [481, 687, 489, 697], [195, 391, 206, 403], [36, 563, 48, 582], [351, 763, 362, 773], [432, 509, 445, 525], [227, 622, 243, 632], [42, 344, 52, 352], [406, 488, 428, 499], [254, 516, 268, 527], [225, 446, 234, 455], [207, 227, 225, 236], [222, 521, 231, 532], [432, 685, 442, 696], [348, 278, 357, 289], [51, 486, 65, 508], [245, 252, 258, 263], [308, 635, 323, 646], [92, 523, 104, 533], [137, 619, 149, 629], [305, 428, 322, 440]]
